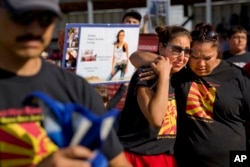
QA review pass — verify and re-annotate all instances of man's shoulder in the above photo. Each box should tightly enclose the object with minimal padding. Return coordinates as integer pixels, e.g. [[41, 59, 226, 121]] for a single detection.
[[43, 61, 88, 86], [245, 51, 250, 56], [43, 61, 78, 77]]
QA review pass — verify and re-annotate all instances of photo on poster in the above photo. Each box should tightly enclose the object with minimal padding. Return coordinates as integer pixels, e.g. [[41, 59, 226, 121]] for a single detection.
[[148, 0, 168, 32], [62, 24, 140, 84], [67, 27, 80, 48], [65, 48, 78, 68], [62, 25, 81, 69]]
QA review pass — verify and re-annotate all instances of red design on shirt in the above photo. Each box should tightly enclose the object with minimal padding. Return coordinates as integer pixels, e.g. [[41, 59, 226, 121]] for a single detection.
[[186, 81, 216, 121], [158, 96, 177, 139]]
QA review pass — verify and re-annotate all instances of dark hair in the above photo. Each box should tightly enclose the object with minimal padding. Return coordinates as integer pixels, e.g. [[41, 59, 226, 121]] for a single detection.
[[114, 29, 126, 52], [115, 29, 125, 43], [191, 22, 222, 58], [155, 25, 191, 45], [227, 25, 247, 38], [122, 10, 142, 23], [191, 22, 218, 41]]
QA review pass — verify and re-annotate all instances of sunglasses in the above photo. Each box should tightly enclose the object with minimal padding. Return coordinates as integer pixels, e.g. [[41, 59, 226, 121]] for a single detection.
[[9, 11, 57, 28], [163, 43, 192, 57], [191, 31, 218, 41]]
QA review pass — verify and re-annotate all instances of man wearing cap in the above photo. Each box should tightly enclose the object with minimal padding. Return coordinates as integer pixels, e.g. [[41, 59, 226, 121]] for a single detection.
[[0, 0, 132, 167], [122, 9, 149, 33], [122, 9, 142, 25]]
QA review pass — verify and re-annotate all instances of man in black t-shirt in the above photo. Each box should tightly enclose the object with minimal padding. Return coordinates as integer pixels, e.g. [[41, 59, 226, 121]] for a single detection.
[[0, 0, 132, 167], [223, 25, 250, 67]]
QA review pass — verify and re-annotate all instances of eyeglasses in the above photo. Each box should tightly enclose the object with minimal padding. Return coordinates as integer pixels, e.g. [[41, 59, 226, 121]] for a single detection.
[[191, 31, 218, 41], [9, 11, 57, 28], [231, 35, 247, 40], [163, 43, 192, 57]]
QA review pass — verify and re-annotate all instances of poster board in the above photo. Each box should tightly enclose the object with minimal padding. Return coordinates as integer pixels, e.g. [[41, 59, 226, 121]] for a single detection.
[[148, 0, 169, 33], [62, 23, 140, 84]]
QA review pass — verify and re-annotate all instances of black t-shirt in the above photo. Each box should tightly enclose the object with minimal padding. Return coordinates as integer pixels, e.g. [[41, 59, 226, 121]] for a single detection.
[[173, 60, 250, 167], [223, 51, 250, 67], [117, 67, 176, 155], [0, 59, 123, 166]]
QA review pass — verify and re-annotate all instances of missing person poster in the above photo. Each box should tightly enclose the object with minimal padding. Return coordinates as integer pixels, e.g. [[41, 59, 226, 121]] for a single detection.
[[62, 23, 140, 84]]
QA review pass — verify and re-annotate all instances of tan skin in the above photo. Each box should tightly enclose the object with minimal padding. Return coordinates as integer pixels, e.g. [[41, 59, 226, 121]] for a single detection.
[[123, 16, 140, 25], [37, 146, 94, 167], [130, 50, 158, 68], [227, 32, 248, 55], [137, 36, 190, 127], [0, 9, 54, 76], [137, 55, 172, 127], [190, 41, 221, 76], [0, 8, 132, 167]]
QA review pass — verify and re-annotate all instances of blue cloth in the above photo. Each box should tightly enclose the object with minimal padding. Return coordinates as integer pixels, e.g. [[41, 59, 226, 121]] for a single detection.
[[23, 91, 119, 167]]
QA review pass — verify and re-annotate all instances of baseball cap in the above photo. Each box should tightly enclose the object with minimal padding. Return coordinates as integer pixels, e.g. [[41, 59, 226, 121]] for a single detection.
[[2, 0, 62, 17], [122, 9, 142, 23]]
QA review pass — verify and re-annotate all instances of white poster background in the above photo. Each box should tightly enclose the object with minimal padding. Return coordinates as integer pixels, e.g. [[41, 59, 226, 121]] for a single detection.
[[73, 24, 140, 84]]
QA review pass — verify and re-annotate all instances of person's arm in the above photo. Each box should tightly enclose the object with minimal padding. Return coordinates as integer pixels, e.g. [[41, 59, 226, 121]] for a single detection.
[[38, 146, 132, 167], [129, 50, 158, 68], [137, 56, 172, 127], [106, 83, 128, 110], [130, 50, 159, 81], [37, 146, 94, 167]]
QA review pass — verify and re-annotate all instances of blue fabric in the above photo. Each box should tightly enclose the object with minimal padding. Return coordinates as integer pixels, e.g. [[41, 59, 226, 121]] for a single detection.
[[23, 91, 119, 167]]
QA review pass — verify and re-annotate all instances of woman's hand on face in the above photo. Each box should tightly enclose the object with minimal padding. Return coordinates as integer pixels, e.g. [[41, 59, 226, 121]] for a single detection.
[[139, 67, 157, 81], [139, 56, 172, 81], [151, 56, 172, 77]]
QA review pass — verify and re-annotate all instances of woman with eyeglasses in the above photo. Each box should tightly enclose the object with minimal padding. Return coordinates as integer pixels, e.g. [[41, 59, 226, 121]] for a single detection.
[[117, 25, 192, 167], [130, 22, 250, 167]]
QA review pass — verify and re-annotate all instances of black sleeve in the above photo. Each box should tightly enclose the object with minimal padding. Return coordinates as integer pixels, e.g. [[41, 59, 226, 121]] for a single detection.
[[101, 128, 124, 160], [106, 83, 128, 110], [241, 74, 250, 154]]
